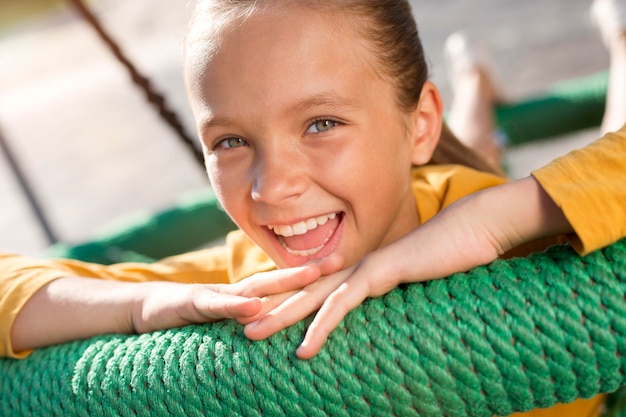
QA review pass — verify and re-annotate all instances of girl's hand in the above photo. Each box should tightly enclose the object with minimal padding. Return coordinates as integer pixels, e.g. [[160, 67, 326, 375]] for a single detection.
[[243, 249, 403, 359], [132, 254, 344, 334]]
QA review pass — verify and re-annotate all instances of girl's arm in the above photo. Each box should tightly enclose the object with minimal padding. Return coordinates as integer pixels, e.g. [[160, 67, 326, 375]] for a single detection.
[[10, 277, 260, 353], [244, 176, 573, 357], [9, 258, 342, 355]]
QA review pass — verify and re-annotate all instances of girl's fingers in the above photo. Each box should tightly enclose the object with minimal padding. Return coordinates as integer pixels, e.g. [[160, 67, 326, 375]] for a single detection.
[[243, 271, 348, 340], [234, 255, 344, 325], [238, 255, 345, 325], [296, 280, 368, 359], [297, 256, 400, 359], [236, 290, 297, 324], [192, 291, 263, 320], [231, 254, 344, 298], [231, 264, 322, 297]]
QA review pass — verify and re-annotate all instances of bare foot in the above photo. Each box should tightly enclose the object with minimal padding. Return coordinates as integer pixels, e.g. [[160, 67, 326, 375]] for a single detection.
[[445, 31, 504, 169]]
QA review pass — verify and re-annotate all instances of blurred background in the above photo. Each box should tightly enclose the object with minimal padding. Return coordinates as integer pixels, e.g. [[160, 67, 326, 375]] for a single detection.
[[0, 0, 610, 256]]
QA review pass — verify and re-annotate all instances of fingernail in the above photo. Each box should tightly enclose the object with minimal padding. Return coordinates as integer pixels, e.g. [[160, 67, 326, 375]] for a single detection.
[[296, 341, 307, 353], [296, 343, 309, 359], [246, 321, 259, 330]]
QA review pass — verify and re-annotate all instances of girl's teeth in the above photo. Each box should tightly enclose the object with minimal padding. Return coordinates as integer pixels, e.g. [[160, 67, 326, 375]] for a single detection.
[[278, 225, 294, 237], [281, 240, 324, 257], [292, 222, 308, 235], [269, 212, 338, 237]]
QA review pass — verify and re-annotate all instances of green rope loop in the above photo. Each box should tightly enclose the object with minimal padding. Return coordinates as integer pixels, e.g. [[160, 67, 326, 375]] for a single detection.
[[2, 238, 626, 416]]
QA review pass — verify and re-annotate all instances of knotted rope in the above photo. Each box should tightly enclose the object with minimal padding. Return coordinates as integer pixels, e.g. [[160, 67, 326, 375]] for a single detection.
[[67, 0, 205, 167], [3, 238, 626, 416]]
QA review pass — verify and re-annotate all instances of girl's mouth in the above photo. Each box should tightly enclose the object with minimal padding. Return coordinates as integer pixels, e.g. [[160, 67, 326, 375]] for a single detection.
[[267, 212, 342, 257]]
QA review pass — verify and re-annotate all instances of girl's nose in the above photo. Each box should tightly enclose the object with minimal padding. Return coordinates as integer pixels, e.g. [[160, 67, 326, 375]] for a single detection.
[[251, 148, 308, 205]]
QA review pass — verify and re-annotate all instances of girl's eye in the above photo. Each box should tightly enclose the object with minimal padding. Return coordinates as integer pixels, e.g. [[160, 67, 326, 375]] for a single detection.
[[306, 119, 338, 134], [215, 137, 248, 150]]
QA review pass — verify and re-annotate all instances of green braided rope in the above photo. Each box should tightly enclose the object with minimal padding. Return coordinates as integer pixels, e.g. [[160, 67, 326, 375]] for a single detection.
[[2, 238, 626, 416], [45, 187, 235, 264]]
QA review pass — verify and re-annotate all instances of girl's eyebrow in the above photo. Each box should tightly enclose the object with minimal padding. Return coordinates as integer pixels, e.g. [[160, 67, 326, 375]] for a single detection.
[[293, 94, 358, 113], [200, 115, 236, 132]]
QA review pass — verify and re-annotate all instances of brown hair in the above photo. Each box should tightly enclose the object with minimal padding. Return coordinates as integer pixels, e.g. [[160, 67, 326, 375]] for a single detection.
[[186, 0, 502, 176]]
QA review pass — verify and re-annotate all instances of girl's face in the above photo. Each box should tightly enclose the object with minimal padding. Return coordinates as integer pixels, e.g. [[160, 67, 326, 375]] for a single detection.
[[186, 5, 441, 268]]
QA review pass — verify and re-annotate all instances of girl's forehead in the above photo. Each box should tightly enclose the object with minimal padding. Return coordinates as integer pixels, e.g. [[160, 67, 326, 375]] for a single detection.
[[186, 3, 367, 56], [185, 4, 379, 85]]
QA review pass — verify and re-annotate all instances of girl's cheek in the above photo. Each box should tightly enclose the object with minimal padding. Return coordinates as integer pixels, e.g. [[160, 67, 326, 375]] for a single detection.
[[206, 158, 231, 190], [205, 163, 231, 206], [209, 168, 249, 213], [204, 156, 219, 181]]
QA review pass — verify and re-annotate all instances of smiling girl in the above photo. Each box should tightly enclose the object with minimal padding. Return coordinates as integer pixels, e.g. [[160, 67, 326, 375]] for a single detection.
[[2, 0, 505, 358], [2, 7, 625, 417]]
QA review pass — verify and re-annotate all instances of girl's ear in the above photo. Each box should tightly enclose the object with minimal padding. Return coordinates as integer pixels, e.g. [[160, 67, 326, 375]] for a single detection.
[[408, 81, 444, 165]]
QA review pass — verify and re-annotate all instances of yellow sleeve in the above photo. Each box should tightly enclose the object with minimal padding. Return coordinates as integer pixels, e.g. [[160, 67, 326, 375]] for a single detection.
[[532, 124, 626, 255]]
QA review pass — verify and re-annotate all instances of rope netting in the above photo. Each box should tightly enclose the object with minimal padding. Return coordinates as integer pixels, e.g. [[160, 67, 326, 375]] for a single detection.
[[2, 238, 626, 416]]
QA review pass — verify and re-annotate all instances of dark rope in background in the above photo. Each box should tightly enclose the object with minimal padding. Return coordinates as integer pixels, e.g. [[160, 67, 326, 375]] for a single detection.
[[67, 0, 206, 168], [0, 125, 58, 244]]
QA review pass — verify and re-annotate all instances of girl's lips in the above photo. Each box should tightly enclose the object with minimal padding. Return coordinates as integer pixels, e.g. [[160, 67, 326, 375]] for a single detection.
[[266, 212, 344, 267]]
